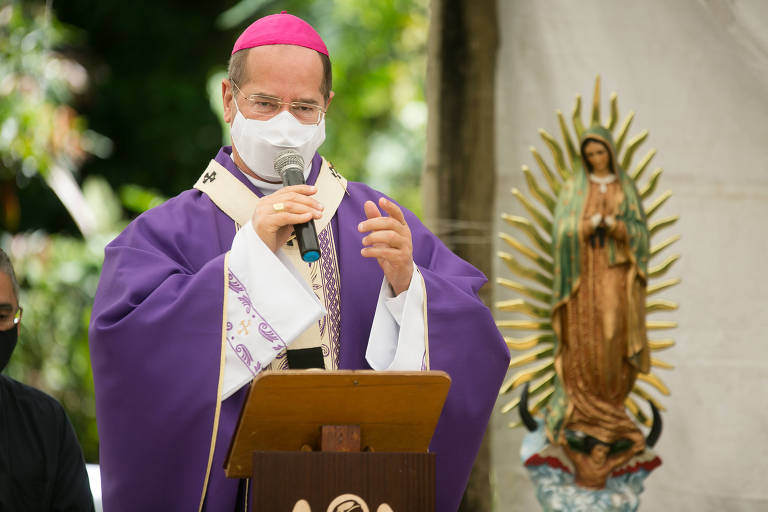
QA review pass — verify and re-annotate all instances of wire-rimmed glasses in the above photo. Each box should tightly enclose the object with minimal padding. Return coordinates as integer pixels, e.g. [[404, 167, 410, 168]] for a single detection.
[[231, 81, 325, 125]]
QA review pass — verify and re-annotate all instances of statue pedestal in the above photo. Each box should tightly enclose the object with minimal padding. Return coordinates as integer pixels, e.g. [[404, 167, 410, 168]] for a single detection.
[[520, 427, 661, 512]]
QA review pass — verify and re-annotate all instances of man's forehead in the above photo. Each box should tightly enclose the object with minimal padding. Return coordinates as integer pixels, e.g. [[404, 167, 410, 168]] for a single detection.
[[240, 45, 325, 96], [245, 43, 324, 68]]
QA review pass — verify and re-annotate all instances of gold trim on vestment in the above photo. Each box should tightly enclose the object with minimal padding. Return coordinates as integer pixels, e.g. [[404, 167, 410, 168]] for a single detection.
[[419, 267, 430, 370], [198, 251, 230, 512], [194, 160, 259, 227], [194, 158, 348, 232]]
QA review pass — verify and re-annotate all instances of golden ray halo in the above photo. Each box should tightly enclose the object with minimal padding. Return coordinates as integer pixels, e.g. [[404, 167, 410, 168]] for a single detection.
[[497, 76, 680, 430]]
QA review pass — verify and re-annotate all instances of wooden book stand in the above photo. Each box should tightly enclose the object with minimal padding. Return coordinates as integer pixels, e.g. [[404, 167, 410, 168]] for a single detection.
[[224, 370, 451, 512]]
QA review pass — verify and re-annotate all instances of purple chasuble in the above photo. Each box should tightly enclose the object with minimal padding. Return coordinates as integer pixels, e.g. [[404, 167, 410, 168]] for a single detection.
[[89, 147, 510, 512]]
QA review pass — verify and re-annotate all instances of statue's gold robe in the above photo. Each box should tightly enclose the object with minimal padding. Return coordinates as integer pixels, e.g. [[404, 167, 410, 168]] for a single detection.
[[546, 126, 650, 488]]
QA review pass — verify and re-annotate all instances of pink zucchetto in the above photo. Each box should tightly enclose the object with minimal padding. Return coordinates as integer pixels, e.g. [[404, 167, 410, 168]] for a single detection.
[[231, 11, 328, 56]]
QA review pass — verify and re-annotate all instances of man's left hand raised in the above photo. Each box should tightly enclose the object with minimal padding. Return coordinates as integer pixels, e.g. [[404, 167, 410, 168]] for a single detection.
[[358, 197, 414, 295]]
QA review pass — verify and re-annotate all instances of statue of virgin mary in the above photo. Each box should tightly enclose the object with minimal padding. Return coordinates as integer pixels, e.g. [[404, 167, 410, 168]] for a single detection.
[[545, 124, 651, 488]]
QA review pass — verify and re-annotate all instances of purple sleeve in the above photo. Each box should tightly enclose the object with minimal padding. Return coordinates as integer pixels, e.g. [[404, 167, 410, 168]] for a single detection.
[[89, 192, 237, 511]]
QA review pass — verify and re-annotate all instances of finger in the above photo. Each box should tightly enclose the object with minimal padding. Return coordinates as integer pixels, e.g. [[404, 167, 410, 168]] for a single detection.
[[268, 201, 323, 217], [269, 211, 317, 225], [359, 200, 382, 232], [360, 246, 410, 260], [255, 204, 320, 229], [266, 203, 323, 219], [362, 230, 408, 249], [253, 213, 316, 238], [276, 184, 318, 197], [270, 191, 324, 212], [358, 216, 406, 234], [364, 200, 382, 219], [378, 197, 406, 224]]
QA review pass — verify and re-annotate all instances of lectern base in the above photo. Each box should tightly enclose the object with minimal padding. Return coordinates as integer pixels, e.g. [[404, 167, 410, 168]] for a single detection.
[[251, 451, 435, 512]]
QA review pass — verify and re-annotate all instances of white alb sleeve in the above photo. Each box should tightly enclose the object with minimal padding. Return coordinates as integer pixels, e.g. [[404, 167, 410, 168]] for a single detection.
[[222, 221, 326, 399], [365, 263, 426, 371]]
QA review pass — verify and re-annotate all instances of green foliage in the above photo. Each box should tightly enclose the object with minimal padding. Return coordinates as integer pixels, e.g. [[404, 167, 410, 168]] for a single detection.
[[119, 183, 167, 214], [0, 1, 112, 234], [0, 1, 68, 181]]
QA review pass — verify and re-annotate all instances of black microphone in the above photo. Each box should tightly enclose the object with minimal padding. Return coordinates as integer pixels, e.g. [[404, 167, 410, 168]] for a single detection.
[[274, 149, 321, 262]]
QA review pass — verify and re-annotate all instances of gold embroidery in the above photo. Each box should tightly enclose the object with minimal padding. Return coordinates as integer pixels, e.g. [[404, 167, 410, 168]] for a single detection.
[[198, 251, 230, 512]]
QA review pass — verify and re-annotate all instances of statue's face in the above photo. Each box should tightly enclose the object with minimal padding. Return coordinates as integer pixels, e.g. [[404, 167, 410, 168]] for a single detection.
[[583, 141, 610, 174]]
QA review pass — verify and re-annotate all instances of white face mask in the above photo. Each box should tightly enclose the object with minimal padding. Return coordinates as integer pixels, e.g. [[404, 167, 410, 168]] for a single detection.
[[230, 101, 326, 182]]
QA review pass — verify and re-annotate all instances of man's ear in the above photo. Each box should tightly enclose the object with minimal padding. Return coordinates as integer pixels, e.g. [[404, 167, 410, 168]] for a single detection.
[[325, 90, 334, 111], [222, 78, 235, 124]]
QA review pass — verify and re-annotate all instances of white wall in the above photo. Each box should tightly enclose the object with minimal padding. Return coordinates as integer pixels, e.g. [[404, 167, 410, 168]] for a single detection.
[[492, 1, 768, 510]]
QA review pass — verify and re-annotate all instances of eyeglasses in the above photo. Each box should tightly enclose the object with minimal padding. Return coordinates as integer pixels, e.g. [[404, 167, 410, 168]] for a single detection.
[[0, 306, 22, 330], [231, 80, 325, 125]]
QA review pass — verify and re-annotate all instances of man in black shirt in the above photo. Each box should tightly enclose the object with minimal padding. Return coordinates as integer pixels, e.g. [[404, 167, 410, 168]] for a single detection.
[[0, 248, 94, 511]]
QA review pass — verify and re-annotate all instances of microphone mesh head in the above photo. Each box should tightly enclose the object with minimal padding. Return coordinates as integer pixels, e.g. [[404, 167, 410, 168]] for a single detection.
[[274, 149, 304, 177]]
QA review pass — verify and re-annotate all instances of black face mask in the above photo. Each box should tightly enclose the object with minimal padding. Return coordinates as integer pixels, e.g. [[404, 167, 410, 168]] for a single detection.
[[0, 324, 18, 372]]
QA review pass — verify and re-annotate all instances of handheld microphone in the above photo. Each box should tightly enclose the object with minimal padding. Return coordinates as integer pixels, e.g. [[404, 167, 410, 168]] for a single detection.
[[274, 149, 321, 262]]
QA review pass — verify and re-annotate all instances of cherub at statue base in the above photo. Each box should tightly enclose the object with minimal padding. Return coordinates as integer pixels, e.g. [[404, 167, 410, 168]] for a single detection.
[[521, 426, 661, 512]]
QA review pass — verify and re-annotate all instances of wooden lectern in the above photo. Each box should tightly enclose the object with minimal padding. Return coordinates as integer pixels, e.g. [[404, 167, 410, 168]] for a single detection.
[[224, 370, 451, 512]]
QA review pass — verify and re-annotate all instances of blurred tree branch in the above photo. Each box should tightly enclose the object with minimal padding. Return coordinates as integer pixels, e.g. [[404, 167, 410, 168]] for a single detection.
[[0, 1, 111, 235]]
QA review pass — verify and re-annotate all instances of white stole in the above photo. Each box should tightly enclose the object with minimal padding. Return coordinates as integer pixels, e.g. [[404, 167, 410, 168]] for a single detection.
[[194, 159, 347, 375]]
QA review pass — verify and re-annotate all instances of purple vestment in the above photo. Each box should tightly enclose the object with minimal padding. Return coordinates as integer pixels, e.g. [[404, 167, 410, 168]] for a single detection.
[[89, 147, 510, 512]]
